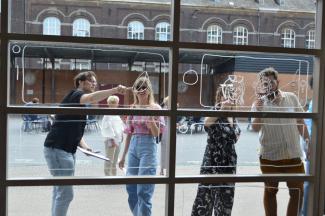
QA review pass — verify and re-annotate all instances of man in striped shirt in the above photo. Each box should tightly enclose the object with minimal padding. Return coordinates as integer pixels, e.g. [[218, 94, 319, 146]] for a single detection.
[[251, 67, 310, 216]]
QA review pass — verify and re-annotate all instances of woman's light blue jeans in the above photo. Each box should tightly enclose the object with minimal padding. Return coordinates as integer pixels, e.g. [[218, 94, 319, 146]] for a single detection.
[[44, 147, 75, 216], [126, 135, 157, 216]]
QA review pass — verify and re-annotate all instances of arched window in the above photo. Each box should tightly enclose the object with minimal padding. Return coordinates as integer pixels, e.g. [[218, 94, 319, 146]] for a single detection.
[[306, 30, 315, 49], [127, 21, 144, 40], [155, 22, 170, 41], [207, 25, 222, 44], [281, 28, 295, 48], [43, 17, 61, 35], [73, 18, 91, 37], [233, 26, 248, 45]]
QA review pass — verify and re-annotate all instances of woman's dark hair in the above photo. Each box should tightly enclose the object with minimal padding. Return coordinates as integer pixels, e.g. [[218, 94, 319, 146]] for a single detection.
[[73, 71, 97, 88]]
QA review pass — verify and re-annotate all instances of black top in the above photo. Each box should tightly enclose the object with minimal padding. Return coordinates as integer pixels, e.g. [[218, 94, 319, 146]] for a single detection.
[[44, 89, 86, 153], [201, 117, 241, 174]]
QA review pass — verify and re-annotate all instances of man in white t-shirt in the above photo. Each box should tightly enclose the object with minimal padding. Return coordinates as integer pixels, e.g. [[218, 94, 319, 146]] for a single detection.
[[251, 67, 310, 216]]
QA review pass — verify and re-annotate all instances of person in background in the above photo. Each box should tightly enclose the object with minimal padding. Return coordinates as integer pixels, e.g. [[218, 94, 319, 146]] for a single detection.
[[251, 67, 310, 216], [119, 77, 165, 216], [302, 76, 313, 216], [101, 95, 125, 176], [23, 98, 40, 132], [43, 71, 127, 216], [191, 87, 241, 216]]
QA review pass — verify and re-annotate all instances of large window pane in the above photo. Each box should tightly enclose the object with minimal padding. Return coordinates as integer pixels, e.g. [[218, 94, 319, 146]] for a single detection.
[[9, 41, 169, 106], [177, 50, 314, 112], [175, 183, 302, 215], [8, 113, 168, 178], [8, 185, 166, 215], [176, 119, 311, 176], [9, 0, 171, 40], [180, 1, 317, 48]]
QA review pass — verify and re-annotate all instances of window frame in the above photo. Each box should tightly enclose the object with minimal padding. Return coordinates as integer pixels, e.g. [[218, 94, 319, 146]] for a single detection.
[[281, 28, 296, 48], [233, 25, 248, 45], [306, 29, 316, 49], [206, 24, 223, 44], [72, 18, 91, 37], [42, 17, 61, 36], [1, 1, 325, 216], [127, 21, 145, 40], [155, 22, 171, 41]]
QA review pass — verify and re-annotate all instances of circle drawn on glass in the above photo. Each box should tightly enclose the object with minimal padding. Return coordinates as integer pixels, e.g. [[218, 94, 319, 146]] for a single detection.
[[183, 69, 198, 86], [12, 45, 21, 54]]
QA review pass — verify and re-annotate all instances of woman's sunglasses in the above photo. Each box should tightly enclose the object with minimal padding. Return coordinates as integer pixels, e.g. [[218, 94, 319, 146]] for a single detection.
[[135, 85, 148, 91]]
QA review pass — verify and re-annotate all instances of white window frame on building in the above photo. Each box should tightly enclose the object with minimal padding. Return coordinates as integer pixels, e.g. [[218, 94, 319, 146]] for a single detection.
[[281, 28, 296, 48], [127, 21, 145, 40], [207, 24, 223, 44], [306, 30, 316, 49], [233, 26, 248, 45], [43, 17, 61, 36], [155, 22, 171, 41], [73, 18, 91, 37]]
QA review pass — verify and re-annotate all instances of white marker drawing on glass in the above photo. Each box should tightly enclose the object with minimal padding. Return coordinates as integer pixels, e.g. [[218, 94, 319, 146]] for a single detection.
[[220, 75, 245, 105]]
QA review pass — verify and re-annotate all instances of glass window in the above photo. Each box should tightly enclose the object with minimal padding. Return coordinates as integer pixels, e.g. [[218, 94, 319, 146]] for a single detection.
[[43, 17, 61, 36], [180, 1, 316, 48], [3, 0, 323, 215], [73, 18, 91, 37], [306, 30, 315, 49], [233, 26, 248, 45], [176, 183, 297, 215], [155, 22, 171, 41], [8, 185, 166, 215], [281, 28, 295, 48], [177, 49, 313, 111], [8, 42, 169, 107], [207, 25, 222, 44], [127, 21, 144, 40], [10, 1, 172, 40]]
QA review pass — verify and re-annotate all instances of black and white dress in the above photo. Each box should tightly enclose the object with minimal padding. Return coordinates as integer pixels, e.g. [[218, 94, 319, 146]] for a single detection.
[[191, 117, 241, 216]]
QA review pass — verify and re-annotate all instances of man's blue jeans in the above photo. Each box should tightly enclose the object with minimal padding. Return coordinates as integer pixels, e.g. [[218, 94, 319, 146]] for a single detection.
[[44, 147, 75, 216], [126, 135, 157, 216]]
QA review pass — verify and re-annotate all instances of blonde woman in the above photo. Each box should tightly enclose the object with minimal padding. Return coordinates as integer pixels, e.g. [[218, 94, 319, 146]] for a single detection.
[[119, 77, 165, 216], [101, 95, 124, 176]]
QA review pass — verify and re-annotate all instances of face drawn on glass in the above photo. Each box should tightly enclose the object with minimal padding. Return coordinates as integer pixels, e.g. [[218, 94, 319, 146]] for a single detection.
[[254, 75, 275, 102], [220, 75, 245, 105], [132, 71, 152, 94]]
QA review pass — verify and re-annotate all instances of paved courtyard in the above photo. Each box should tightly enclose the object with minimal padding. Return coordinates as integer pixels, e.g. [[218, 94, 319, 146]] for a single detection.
[[7, 116, 297, 215]]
